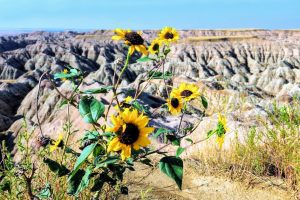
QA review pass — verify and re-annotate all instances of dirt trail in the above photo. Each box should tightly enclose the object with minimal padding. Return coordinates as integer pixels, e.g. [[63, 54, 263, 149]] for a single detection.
[[122, 160, 294, 200]]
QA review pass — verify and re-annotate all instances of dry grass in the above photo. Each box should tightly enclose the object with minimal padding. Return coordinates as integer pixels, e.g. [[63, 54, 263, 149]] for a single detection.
[[192, 98, 300, 198]]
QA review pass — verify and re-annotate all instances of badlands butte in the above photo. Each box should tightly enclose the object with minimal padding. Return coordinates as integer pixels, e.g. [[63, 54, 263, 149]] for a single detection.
[[0, 29, 300, 199], [1, 29, 300, 148], [0, 29, 299, 149]]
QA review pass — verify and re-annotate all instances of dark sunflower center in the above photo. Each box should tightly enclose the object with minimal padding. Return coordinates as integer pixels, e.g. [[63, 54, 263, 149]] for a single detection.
[[164, 32, 174, 39], [121, 102, 131, 109], [119, 123, 140, 145], [152, 43, 159, 51], [171, 98, 179, 108], [125, 32, 144, 45], [181, 90, 193, 97]]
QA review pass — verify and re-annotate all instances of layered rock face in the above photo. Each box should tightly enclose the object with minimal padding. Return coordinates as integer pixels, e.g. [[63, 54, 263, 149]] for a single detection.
[[0, 29, 299, 140]]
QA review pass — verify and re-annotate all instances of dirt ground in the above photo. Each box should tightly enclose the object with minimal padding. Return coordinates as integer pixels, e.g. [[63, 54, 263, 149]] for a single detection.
[[122, 159, 295, 200]]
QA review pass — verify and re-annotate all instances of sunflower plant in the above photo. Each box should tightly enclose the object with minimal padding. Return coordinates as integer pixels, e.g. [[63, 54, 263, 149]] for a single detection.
[[29, 27, 222, 198]]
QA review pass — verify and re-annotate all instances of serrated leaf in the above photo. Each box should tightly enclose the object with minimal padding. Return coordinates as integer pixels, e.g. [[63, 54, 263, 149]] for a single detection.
[[159, 156, 183, 190], [201, 95, 208, 109], [68, 143, 97, 182], [36, 183, 51, 199], [137, 56, 153, 62], [43, 158, 70, 177], [82, 86, 113, 94], [176, 147, 185, 157]]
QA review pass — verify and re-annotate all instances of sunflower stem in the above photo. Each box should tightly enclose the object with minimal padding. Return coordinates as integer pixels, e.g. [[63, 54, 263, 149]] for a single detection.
[[105, 51, 131, 120]]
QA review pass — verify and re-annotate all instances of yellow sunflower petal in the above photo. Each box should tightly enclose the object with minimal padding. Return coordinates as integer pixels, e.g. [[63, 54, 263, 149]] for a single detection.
[[107, 137, 122, 152], [112, 35, 123, 40], [140, 127, 154, 136], [120, 145, 131, 160], [136, 45, 148, 56], [216, 135, 225, 149], [129, 46, 135, 55], [133, 136, 151, 150]]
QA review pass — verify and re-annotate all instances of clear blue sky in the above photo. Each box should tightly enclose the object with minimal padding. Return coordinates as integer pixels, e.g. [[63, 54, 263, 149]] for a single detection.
[[0, 0, 299, 30]]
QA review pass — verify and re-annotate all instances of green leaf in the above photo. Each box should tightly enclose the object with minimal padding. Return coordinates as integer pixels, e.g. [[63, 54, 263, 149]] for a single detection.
[[176, 147, 185, 157], [153, 128, 173, 138], [132, 101, 150, 115], [207, 130, 215, 138], [95, 156, 119, 169], [159, 156, 183, 190], [43, 158, 70, 177], [148, 71, 172, 80], [185, 138, 194, 144], [91, 172, 116, 192], [90, 99, 105, 123], [82, 86, 113, 94], [201, 95, 208, 109], [36, 183, 51, 199], [67, 170, 85, 196], [164, 48, 171, 55], [140, 158, 153, 167], [75, 166, 93, 196], [68, 143, 97, 182], [0, 179, 11, 193], [166, 134, 180, 146], [79, 96, 105, 123], [137, 56, 153, 62]]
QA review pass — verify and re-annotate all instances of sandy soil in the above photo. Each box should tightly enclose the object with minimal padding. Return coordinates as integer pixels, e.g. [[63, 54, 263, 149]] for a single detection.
[[122, 159, 294, 200]]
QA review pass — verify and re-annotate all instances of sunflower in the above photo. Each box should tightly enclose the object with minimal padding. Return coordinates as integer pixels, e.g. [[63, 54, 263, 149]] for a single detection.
[[49, 133, 63, 152], [112, 28, 148, 56], [114, 96, 133, 111], [171, 83, 200, 102], [216, 113, 228, 149], [148, 38, 162, 55], [167, 96, 183, 115], [158, 27, 179, 43], [107, 108, 154, 160]]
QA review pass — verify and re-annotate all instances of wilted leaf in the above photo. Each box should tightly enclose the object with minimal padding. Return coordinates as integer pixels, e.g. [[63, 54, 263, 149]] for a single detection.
[[159, 156, 183, 190]]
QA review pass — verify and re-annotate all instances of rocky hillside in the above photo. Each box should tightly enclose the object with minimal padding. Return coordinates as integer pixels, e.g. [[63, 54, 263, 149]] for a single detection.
[[0, 29, 300, 150]]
